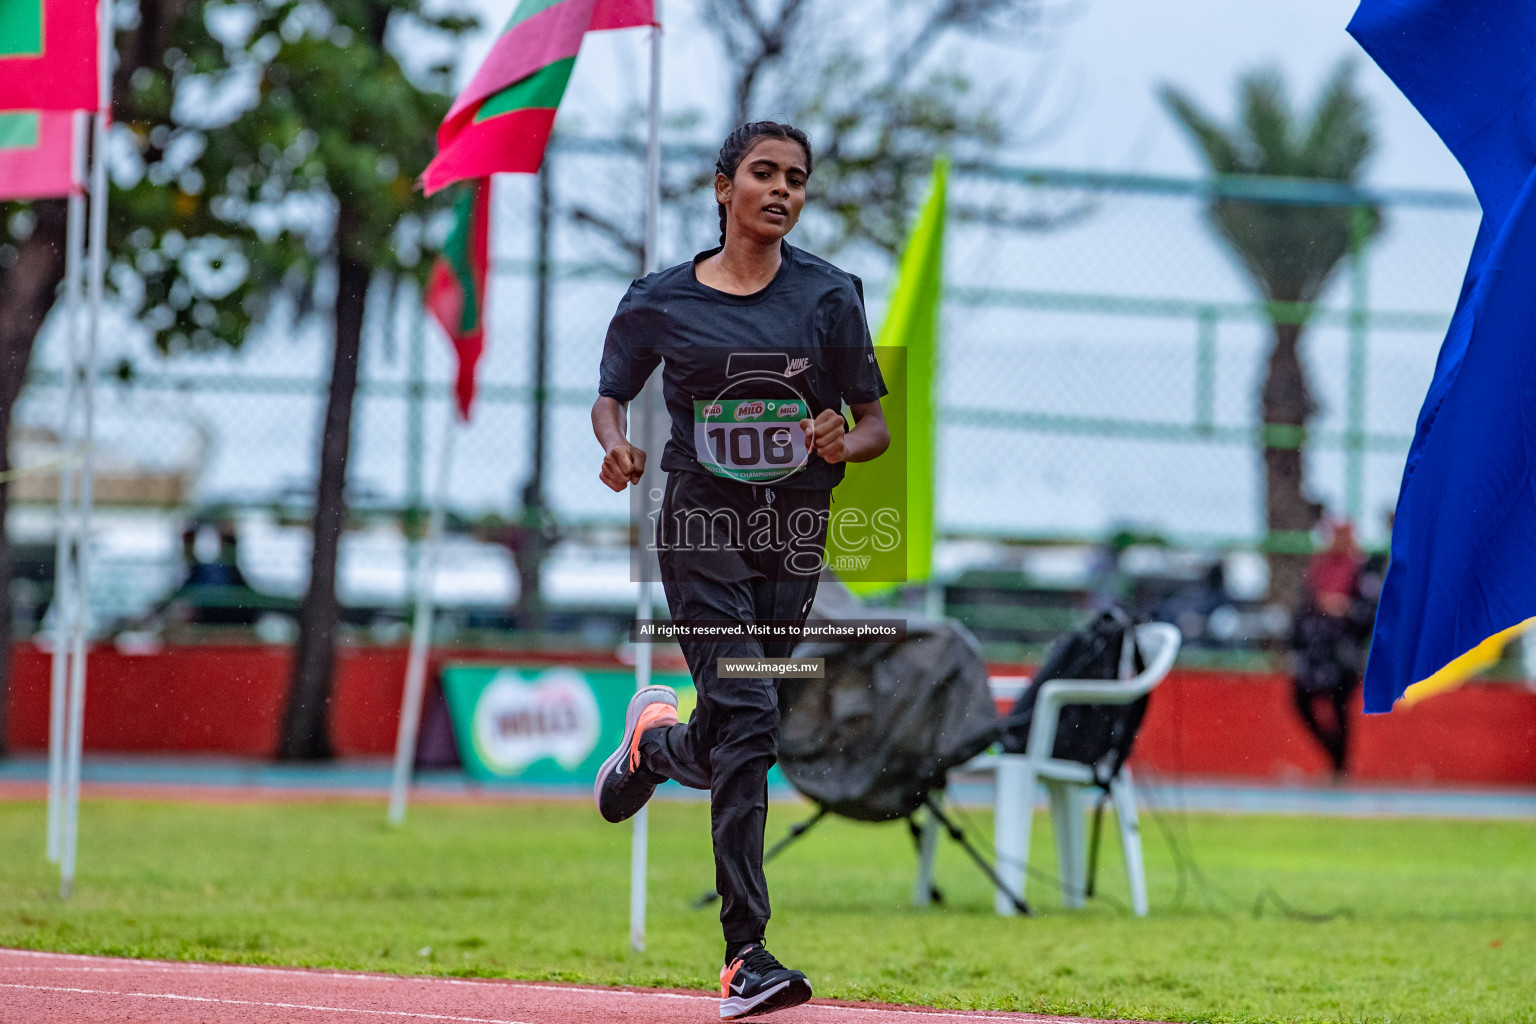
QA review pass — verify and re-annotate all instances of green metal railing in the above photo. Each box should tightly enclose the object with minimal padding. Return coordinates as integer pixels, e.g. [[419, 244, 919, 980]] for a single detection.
[[15, 145, 1476, 557]]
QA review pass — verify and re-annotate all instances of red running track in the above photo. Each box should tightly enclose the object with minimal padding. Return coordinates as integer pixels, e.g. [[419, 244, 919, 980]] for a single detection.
[[0, 949, 1155, 1024]]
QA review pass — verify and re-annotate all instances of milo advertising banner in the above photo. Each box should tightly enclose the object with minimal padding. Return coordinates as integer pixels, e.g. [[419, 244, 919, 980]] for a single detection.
[[440, 664, 697, 783]]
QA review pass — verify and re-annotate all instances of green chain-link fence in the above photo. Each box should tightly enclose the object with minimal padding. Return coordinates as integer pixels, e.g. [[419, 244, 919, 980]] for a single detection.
[[10, 138, 1479, 625]]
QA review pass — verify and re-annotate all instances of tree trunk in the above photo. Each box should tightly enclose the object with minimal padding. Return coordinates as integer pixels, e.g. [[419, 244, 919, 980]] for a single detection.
[[279, 1, 392, 760], [0, 200, 69, 758], [279, 254, 369, 760], [1261, 319, 1320, 610]]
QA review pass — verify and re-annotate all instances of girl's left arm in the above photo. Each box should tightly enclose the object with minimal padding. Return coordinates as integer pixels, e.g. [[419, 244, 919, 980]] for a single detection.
[[803, 400, 889, 464], [842, 400, 890, 463]]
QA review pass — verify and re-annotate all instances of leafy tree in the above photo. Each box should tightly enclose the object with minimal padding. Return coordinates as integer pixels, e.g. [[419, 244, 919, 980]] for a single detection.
[[0, 0, 469, 758], [704, 0, 1057, 254], [575, 0, 1058, 262], [0, 198, 66, 757], [1162, 62, 1379, 607], [0, 0, 253, 756], [204, 0, 471, 759]]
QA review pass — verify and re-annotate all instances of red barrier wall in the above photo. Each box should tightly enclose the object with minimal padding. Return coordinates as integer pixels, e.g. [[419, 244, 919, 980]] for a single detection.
[[1129, 671, 1536, 786], [7, 645, 290, 756], [5, 645, 1535, 784], [3, 645, 642, 757]]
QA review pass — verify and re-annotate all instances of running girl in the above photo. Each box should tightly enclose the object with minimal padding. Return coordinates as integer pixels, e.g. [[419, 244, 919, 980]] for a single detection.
[[591, 121, 890, 1019]]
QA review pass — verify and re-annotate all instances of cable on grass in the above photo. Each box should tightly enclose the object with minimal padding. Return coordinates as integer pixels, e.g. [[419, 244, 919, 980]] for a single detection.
[[1135, 763, 1355, 924], [1251, 887, 1353, 923], [1134, 767, 1224, 915], [945, 800, 1133, 916]]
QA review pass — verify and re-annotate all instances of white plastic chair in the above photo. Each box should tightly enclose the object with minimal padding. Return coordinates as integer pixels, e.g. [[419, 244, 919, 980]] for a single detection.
[[916, 621, 1180, 917]]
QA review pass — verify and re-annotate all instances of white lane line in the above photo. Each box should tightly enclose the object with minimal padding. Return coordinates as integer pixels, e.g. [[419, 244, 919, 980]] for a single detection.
[[478, 982, 1091, 1021], [0, 953, 716, 998], [0, 970, 144, 976], [0, 982, 536, 1024], [0, 951, 1101, 1022]]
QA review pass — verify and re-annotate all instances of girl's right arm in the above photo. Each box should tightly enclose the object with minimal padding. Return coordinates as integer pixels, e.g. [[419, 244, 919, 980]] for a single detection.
[[592, 396, 647, 491]]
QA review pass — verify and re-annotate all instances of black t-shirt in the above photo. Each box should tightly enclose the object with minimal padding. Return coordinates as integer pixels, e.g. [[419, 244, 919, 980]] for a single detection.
[[598, 241, 888, 490]]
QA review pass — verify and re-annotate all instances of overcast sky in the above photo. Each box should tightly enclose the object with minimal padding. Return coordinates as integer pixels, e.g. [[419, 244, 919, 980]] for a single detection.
[[447, 0, 1471, 195]]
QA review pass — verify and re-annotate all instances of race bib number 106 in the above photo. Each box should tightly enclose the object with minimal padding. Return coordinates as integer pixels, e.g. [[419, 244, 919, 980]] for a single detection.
[[694, 398, 810, 483]]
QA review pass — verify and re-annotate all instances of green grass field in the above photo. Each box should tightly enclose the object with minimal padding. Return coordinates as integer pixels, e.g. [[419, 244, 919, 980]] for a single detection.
[[0, 795, 1532, 1023]]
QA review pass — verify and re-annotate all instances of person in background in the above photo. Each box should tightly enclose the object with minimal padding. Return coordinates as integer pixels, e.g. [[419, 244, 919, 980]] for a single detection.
[[1290, 517, 1369, 778]]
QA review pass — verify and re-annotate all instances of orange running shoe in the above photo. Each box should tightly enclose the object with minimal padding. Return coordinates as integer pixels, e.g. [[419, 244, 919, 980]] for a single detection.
[[593, 685, 678, 823]]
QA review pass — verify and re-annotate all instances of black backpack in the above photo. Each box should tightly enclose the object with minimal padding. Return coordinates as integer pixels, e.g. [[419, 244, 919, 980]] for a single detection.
[[999, 607, 1149, 785]]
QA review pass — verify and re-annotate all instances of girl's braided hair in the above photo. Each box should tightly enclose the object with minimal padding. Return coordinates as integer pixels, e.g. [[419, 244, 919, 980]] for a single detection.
[[714, 121, 813, 245]]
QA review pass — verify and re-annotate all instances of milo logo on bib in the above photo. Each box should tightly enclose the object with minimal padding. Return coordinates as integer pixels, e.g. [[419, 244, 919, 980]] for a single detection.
[[694, 398, 811, 483]]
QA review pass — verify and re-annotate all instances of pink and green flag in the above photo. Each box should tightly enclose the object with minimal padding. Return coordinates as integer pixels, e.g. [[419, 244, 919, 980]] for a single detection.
[[0, 110, 75, 200], [426, 179, 493, 420], [0, 0, 98, 112], [422, 0, 653, 194]]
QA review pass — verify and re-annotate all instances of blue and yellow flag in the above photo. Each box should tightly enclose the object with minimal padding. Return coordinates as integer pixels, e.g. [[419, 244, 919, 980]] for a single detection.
[[1349, 0, 1536, 711]]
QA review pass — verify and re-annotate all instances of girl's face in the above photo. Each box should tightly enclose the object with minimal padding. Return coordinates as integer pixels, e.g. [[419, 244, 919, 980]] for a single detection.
[[716, 137, 808, 245]]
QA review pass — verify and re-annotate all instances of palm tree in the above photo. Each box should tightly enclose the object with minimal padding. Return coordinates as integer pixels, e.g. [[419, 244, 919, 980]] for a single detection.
[[1162, 61, 1379, 608]]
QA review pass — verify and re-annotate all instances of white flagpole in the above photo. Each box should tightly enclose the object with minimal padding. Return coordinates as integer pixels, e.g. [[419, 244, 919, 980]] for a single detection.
[[388, 402, 458, 825], [61, 0, 113, 900], [629, 0, 663, 955], [47, 110, 90, 864]]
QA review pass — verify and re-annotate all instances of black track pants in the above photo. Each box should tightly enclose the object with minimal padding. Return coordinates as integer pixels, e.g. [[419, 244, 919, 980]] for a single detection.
[[637, 470, 828, 945]]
